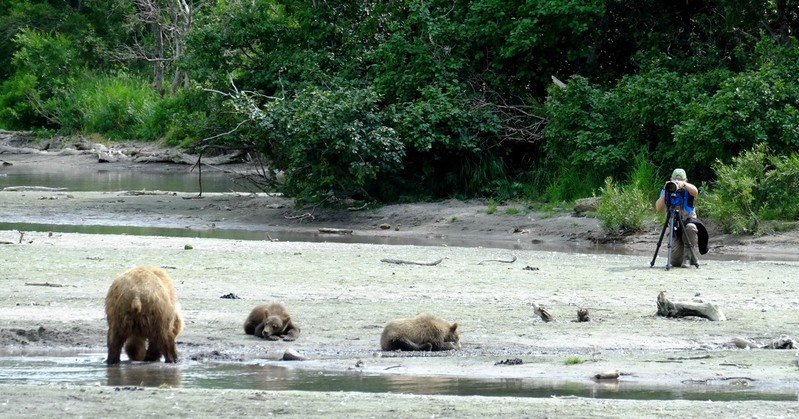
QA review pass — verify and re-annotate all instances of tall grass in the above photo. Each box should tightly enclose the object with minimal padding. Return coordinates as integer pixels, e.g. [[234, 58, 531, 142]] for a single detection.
[[57, 73, 161, 140], [595, 156, 658, 235]]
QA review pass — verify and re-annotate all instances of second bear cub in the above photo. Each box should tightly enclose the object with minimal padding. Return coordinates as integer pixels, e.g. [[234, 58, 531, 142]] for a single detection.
[[244, 302, 300, 341], [380, 313, 460, 351]]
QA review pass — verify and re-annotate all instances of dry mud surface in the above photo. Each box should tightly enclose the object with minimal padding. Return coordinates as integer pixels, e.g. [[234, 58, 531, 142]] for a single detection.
[[2, 142, 799, 417]]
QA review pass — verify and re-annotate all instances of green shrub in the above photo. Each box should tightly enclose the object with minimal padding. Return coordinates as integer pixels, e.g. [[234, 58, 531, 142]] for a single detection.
[[704, 144, 799, 234], [236, 84, 405, 203], [564, 356, 584, 365], [761, 153, 799, 221], [596, 177, 653, 235], [486, 198, 498, 215], [0, 73, 39, 129]]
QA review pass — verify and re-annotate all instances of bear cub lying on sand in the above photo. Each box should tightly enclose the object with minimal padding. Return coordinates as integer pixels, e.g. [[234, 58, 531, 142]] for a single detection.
[[105, 266, 184, 364], [380, 314, 460, 351], [244, 302, 300, 341]]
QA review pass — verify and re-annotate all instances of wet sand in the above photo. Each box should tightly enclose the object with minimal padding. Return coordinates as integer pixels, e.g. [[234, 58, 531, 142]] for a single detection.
[[1, 230, 799, 417]]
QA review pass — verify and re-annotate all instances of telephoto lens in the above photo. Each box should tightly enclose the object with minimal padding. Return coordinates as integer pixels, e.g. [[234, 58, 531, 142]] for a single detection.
[[665, 181, 678, 193]]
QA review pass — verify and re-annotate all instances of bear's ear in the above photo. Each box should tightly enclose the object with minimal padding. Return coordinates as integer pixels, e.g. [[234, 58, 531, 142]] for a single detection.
[[450, 323, 458, 332]]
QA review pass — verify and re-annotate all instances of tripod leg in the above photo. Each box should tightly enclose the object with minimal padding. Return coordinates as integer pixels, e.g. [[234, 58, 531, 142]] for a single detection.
[[650, 216, 671, 267], [665, 210, 676, 270]]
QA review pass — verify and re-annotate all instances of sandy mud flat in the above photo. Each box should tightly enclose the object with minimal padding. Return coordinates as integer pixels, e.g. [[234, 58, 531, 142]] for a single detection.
[[2, 140, 799, 417]]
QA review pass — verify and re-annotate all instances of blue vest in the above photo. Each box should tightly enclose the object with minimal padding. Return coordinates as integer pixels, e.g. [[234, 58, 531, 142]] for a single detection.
[[661, 188, 695, 215]]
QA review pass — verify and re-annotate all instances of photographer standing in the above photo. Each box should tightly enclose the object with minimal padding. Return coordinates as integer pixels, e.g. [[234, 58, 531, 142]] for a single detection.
[[655, 168, 701, 267]]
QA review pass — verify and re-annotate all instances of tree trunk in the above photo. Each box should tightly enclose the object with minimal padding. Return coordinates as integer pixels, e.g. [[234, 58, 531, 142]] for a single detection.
[[152, 22, 164, 96]]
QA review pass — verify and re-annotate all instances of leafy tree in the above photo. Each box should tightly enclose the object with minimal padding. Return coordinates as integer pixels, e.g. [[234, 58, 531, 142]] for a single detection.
[[674, 37, 799, 178], [0, 29, 83, 128]]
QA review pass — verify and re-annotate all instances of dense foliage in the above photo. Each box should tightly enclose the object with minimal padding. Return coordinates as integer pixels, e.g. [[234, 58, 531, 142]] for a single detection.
[[703, 144, 799, 235], [1, 0, 798, 218]]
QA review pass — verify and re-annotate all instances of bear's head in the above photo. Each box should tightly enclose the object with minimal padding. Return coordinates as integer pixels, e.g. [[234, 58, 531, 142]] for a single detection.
[[260, 314, 285, 337], [445, 323, 460, 349]]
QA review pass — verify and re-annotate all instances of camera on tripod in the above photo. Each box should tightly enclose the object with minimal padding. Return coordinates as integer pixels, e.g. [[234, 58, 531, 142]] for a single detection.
[[663, 181, 683, 207], [664, 181, 678, 193]]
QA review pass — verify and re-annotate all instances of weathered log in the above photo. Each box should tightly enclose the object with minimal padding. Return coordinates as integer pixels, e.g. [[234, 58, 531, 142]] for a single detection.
[[478, 255, 517, 265], [656, 291, 726, 321], [2, 186, 67, 191], [25, 282, 71, 287], [380, 258, 443, 266]]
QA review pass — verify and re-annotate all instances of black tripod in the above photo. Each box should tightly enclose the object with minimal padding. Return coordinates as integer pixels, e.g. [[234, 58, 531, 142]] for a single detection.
[[650, 200, 699, 270]]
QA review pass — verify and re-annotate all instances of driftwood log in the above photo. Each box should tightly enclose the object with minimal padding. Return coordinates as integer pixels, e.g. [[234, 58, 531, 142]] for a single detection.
[[477, 255, 517, 265], [656, 291, 726, 321], [25, 282, 71, 287], [380, 258, 443, 266]]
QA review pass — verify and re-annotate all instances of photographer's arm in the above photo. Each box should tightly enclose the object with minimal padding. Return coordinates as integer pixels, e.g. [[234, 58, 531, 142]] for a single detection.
[[655, 190, 666, 212], [674, 180, 698, 197], [683, 182, 698, 197]]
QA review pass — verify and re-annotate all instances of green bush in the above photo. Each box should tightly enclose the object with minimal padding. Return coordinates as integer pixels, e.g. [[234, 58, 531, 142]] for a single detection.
[[704, 144, 799, 234], [236, 84, 405, 203], [596, 177, 653, 235]]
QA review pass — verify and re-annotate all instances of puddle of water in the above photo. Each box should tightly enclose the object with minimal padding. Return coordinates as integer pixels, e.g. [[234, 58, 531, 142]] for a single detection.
[[0, 355, 796, 402]]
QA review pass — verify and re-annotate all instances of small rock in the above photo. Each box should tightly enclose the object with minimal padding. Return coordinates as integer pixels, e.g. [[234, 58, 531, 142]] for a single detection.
[[593, 369, 620, 380], [379, 223, 391, 230], [282, 348, 306, 361]]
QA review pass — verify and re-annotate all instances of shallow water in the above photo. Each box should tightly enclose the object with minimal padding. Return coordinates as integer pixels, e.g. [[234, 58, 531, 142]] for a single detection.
[[0, 163, 244, 193], [0, 355, 795, 401]]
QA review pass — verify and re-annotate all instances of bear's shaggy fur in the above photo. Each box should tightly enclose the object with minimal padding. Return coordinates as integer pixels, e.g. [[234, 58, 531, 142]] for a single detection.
[[243, 302, 300, 341], [105, 266, 184, 364], [380, 314, 460, 351]]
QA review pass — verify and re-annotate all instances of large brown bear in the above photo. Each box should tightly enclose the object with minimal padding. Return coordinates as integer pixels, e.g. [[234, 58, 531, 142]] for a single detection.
[[105, 266, 184, 364], [243, 302, 300, 341], [380, 314, 460, 351]]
